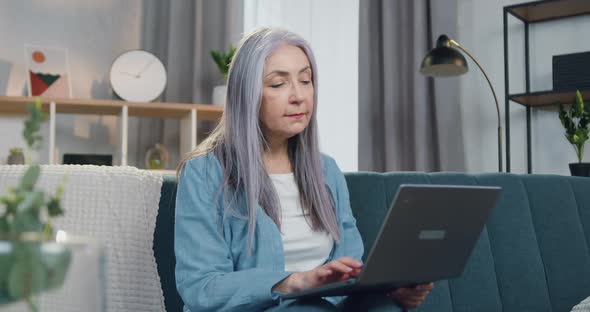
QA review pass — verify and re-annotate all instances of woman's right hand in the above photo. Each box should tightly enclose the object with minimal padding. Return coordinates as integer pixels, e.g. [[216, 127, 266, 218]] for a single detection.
[[273, 257, 363, 293]]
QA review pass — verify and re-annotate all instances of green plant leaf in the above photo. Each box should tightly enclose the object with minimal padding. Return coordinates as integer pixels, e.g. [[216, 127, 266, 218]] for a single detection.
[[1, 193, 21, 216], [13, 211, 43, 232], [576, 90, 585, 112], [229, 43, 236, 57], [575, 128, 590, 143], [55, 177, 67, 198], [19, 165, 41, 191], [9, 148, 23, 156], [573, 133, 581, 143], [7, 243, 45, 300], [211, 51, 226, 72], [558, 90, 589, 161], [23, 99, 47, 151], [0, 217, 9, 233], [46, 198, 63, 217], [0, 195, 11, 206], [16, 191, 44, 214], [211, 44, 236, 79]]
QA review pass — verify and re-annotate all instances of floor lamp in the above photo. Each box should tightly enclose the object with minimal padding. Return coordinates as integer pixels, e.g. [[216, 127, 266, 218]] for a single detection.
[[420, 34, 503, 172]]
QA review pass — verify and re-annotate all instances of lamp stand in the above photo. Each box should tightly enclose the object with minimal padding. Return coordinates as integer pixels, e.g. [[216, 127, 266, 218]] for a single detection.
[[450, 40, 503, 172]]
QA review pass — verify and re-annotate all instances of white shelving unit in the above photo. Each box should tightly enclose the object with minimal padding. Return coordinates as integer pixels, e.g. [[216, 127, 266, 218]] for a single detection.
[[0, 96, 224, 166], [145, 169, 177, 176]]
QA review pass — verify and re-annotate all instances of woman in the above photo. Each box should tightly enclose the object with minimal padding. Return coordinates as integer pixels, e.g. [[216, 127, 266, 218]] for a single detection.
[[175, 27, 433, 311]]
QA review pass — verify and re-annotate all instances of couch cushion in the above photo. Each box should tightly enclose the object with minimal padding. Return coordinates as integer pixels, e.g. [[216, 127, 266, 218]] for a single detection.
[[345, 173, 454, 312], [569, 177, 590, 257], [154, 176, 183, 312], [427, 173, 502, 312], [523, 175, 590, 312], [477, 174, 551, 312], [344, 172, 389, 261]]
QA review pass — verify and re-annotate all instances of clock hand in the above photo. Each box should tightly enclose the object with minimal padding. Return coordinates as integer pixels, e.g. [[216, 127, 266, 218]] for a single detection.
[[136, 57, 157, 78], [120, 71, 140, 78]]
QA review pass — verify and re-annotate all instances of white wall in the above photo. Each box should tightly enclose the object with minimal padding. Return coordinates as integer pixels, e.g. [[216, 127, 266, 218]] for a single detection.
[[1, 1, 360, 171], [457, 0, 590, 174], [5, 1, 583, 175], [0, 1, 143, 165], [244, 0, 359, 172]]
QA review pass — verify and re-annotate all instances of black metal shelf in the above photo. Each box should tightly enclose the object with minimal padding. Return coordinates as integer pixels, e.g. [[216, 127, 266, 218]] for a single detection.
[[504, 0, 590, 173]]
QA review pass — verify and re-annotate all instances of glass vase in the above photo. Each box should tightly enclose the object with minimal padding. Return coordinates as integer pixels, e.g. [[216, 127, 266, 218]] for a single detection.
[[145, 143, 170, 170], [0, 232, 106, 312]]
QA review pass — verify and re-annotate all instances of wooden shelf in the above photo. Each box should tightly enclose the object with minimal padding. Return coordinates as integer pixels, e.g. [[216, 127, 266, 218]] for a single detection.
[[0, 96, 224, 166], [506, 0, 590, 23], [0, 96, 223, 120], [509, 89, 590, 107], [145, 169, 177, 176]]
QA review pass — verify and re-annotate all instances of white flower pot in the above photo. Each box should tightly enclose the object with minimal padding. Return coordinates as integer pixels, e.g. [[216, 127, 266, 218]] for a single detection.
[[212, 85, 227, 106]]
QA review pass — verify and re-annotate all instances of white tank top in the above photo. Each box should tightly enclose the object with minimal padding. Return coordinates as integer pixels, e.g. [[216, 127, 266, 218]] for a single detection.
[[270, 173, 334, 272]]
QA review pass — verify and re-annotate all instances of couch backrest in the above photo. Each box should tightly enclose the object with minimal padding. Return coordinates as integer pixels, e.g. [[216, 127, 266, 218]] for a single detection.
[[345, 172, 590, 312], [154, 176, 182, 312], [155, 173, 590, 312]]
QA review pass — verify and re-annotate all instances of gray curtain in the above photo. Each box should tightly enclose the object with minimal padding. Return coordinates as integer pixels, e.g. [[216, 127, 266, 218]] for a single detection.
[[359, 0, 465, 172], [133, 0, 242, 169]]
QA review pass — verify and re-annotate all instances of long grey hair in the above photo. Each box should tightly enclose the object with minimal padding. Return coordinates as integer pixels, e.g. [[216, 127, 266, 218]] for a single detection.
[[178, 27, 340, 250]]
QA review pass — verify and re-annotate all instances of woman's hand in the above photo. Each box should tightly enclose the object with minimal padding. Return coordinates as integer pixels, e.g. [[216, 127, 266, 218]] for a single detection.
[[388, 283, 434, 310], [272, 257, 363, 293]]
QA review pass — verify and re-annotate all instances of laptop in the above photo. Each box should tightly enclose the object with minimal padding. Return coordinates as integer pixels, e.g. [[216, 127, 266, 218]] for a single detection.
[[281, 184, 501, 300]]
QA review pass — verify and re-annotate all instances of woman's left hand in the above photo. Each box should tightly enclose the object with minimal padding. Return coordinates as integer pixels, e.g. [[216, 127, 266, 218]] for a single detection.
[[388, 282, 434, 310]]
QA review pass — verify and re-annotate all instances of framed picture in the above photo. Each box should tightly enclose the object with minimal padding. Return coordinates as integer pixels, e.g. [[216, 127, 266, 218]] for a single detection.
[[25, 45, 72, 98]]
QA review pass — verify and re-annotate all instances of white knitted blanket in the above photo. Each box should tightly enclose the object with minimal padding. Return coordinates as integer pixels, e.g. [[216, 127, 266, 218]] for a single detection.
[[0, 165, 166, 312], [573, 296, 590, 311]]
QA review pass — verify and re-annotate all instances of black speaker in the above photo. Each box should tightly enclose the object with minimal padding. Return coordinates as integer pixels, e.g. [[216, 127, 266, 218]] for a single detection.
[[553, 51, 590, 91]]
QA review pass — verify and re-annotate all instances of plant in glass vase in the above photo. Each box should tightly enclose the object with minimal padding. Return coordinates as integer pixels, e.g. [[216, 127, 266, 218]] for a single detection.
[[145, 143, 170, 170], [558, 90, 590, 176], [0, 98, 71, 311]]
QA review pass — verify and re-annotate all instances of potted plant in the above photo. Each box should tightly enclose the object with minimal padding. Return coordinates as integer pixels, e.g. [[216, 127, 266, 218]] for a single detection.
[[7, 148, 24, 165], [0, 98, 71, 311], [558, 90, 590, 176], [210, 44, 236, 105]]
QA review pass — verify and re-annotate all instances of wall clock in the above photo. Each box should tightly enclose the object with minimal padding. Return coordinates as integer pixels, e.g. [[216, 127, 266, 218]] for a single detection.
[[109, 50, 167, 102]]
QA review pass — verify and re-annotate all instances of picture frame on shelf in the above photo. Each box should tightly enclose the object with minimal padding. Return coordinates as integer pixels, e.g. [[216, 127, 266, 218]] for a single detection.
[[24, 45, 72, 98]]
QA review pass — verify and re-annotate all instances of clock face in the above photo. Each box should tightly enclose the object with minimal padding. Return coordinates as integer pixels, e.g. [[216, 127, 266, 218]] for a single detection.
[[109, 50, 167, 102]]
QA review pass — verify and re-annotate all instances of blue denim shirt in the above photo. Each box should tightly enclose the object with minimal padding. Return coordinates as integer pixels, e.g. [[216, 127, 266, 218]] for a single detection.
[[175, 153, 364, 311]]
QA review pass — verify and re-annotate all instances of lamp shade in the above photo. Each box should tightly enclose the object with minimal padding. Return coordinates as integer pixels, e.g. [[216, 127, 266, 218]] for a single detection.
[[420, 35, 468, 77]]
